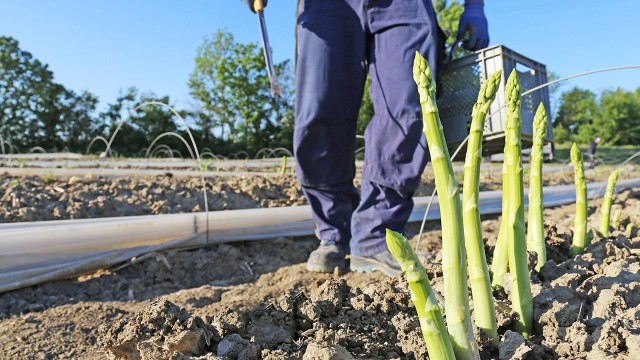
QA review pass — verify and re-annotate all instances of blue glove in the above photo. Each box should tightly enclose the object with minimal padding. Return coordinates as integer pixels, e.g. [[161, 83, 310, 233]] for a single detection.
[[457, 2, 489, 51], [242, 0, 267, 13]]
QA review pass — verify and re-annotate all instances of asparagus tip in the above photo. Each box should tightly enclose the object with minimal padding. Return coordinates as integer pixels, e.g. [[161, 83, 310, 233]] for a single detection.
[[413, 51, 436, 107], [533, 103, 548, 138], [570, 142, 582, 163]]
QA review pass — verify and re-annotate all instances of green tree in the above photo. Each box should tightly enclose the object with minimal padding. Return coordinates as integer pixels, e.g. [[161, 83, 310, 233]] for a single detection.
[[593, 88, 640, 145], [552, 125, 571, 144], [63, 90, 100, 150], [0, 36, 100, 151], [131, 92, 181, 140], [45, 88, 99, 150], [0, 36, 55, 147], [553, 86, 640, 146], [189, 30, 293, 155], [98, 87, 184, 155], [553, 87, 598, 142], [546, 71, 562, 117], [434, 0, 466, 58]]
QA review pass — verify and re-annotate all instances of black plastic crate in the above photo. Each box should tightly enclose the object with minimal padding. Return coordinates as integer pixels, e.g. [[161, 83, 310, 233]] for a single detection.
[[439, 45, 554, 157]]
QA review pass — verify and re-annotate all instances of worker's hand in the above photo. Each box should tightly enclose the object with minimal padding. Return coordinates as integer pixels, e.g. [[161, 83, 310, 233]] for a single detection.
[[242, 0, 268, 13], [457, 2, 489, 51]]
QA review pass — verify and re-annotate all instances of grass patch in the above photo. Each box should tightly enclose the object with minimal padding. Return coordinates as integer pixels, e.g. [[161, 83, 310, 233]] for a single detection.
[[554, 145, 640, 164]]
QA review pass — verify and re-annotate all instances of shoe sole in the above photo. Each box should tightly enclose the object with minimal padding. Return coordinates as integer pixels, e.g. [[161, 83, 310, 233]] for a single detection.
[[350, 256, 401, 277], [306, 259, 346, 273]]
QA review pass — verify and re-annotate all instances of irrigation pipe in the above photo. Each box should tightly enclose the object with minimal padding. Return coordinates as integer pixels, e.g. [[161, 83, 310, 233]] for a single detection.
[[85, 136, 110, 155], [1, 178, 638, 294], [149, 144, 175, 159], [29, 146, 47, 154], [586, 149, 640, 204], [106, 101, 211, 246], [145, 132, 195, 160], [0, 160, 469, 178], [228, 151, 251, 160], [0, 157, 291, 170], [0, 153, 84, 160], [620, 150, 640, 166], [2, 140, 15, 154], [0, 167, 279, 179], [255, 147, 294, 159]]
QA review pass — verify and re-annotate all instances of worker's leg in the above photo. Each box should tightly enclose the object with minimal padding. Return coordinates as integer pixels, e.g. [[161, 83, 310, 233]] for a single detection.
[[294, 0, 366, 271], [350, 0, 442, 263], [589, 153, 596, 168]]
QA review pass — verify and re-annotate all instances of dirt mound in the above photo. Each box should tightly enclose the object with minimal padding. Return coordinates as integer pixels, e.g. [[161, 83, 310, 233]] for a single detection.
[[100, 277, 427, 359], [97, 223, 640, 359], [535, 232, 640, 359], [0, 238, 318, 319], [98, 299, 217, 359], [0, 164, 634, 222], [1, 185, 639, 359], [0, 173, 304, 222]]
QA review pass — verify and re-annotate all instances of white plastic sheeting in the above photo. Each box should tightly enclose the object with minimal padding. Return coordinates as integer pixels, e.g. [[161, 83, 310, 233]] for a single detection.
[[0, 158, 287, 169], [1, 178, 638, 293], [0, 152, 84, 160], [0, 163, 571, 179], [0, 167, 279, 178]]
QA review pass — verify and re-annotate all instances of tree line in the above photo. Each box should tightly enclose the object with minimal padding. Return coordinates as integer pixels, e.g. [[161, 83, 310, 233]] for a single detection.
[[553, 86, 640, 145], [0, 1, 466, 157], [0, 33, 294, 156], [1, 24, 638, 158]]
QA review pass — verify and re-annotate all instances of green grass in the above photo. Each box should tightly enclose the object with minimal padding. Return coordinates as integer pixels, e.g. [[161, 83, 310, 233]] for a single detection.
[[43, 171, 55, 184], [554, 145, 640, 164]]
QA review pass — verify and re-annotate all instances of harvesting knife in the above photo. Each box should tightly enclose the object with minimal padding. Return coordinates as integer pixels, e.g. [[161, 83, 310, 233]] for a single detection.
[[254, 0, 282, 97]]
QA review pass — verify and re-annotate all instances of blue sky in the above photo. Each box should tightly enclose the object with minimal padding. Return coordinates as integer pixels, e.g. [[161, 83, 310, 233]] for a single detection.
[[1, 1, 639, 112]]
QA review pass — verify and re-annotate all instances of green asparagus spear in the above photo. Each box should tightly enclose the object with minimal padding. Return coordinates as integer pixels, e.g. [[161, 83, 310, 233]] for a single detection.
[[599, 170, 619, 236], [491, 168, 508, 289], [414, 51, 478, 360], [504, 70, 533, 337], [527, 104, 548, 271], [571, 143, 588, 256], [386, 230, 455, 360], [463, 70, 501, 343]]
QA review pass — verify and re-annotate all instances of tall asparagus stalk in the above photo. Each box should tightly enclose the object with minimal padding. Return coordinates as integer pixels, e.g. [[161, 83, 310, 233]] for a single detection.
[[491, 169, 508, 289], [571, 143, 588, 256], [599, 170, 620, 236], [463, 70, 501, 343], [414, 52, 478, 360], [386, 230, 455, 360], [527, 104, 548, 271], [504, 70, 533, 337]]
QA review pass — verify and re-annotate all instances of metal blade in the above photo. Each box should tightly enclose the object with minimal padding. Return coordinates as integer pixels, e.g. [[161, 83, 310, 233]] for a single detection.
[[257, 10, 282, 97]]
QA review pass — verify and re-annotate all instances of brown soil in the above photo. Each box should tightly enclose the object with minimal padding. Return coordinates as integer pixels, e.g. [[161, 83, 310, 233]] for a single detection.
[[0, 171, 639, 359], [0, 163, 634, 223], [0, 173, 305, 222]]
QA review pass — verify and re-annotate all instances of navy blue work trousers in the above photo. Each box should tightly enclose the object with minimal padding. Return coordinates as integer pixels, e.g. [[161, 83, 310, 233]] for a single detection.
[[294, 0, 442, 256]]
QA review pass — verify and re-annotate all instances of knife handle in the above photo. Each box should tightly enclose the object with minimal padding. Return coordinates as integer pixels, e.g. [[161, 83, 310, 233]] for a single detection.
[[253, 0, 264, 12]]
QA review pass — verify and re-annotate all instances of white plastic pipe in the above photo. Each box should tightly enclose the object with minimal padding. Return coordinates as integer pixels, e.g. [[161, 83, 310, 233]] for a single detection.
[[0, 162, 555, 178], [0, 178, 638, 293], [0, 158, 290, 169], [0, 167, 280, 178], [0, 152, 84, 160]]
